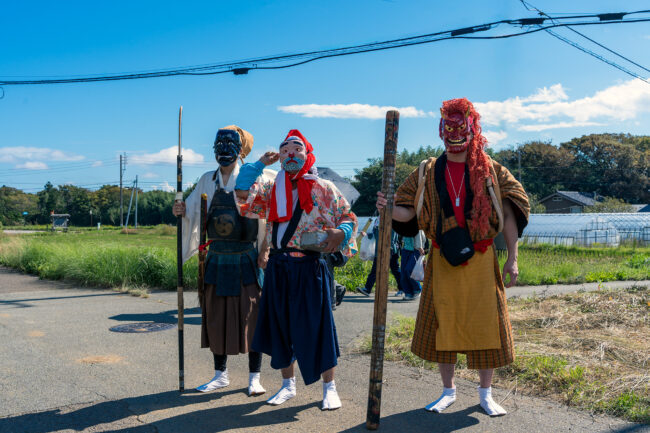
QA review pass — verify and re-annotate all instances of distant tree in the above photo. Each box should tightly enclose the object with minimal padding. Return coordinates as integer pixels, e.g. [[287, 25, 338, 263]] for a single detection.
[[493, 141, 575, 199], [351, 146, 443, 216], [0, 186, 38, 225], [138, 190, 175, 225], [91, 185, 121, 225], [36, 182, 65, 224], [584, 197, 635, 213], [526, 193, 546, 214], [59, 185, 92, 225], [560, 134, 649, 203]]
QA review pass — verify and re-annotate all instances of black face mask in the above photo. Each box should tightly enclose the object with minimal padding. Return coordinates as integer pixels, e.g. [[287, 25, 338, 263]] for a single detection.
[[213, 129, 242, 167]]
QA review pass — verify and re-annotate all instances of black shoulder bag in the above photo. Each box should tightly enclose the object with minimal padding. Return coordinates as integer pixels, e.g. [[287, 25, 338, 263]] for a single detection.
[[434, 154, 475, 266]]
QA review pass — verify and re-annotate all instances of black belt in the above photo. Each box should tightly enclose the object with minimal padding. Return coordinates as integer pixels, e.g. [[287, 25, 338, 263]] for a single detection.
[[269, 248, 320, 258]]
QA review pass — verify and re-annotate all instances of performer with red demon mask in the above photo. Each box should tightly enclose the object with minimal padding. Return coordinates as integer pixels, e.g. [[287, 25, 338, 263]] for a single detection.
[[378, 98, 530, 416], [234, 129, 357, 410]]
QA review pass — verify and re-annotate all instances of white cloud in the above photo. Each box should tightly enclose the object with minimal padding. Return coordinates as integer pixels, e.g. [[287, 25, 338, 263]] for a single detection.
[[278, 103, 434, 119], [141, 172, 158, 179], [0, 146, 84, 164], [91, 161, 103, 167], [517, 121, 602, 132], [15, 161, 48, 170], [475, 79, 650, 131], [130, 146, 205, 165], [483, 130, 508, 145], [152, 181, 175, 192]]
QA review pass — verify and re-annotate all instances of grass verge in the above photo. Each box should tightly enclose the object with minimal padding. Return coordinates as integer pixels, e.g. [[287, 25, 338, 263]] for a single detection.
[[358, 285, 650, 423]]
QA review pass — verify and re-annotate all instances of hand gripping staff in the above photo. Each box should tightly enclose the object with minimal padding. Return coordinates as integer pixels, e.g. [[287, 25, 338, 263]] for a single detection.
[[366, 110, 399, 430], [175, 106, 185, 392]]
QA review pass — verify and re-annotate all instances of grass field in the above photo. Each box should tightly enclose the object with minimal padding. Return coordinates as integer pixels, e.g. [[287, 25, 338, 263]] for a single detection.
[[0, 226, 648, 294], [357, 285, 650, 423]]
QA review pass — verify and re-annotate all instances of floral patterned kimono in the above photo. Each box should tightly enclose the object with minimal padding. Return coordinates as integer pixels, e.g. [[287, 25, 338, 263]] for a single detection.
[[237, 172, 358, 385]]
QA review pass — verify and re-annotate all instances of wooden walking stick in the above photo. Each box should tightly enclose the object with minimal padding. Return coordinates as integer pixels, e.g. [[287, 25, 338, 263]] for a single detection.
[[366, 110, 399, 430], [175, 105, 184, 392], [197, 194, 208, 308]]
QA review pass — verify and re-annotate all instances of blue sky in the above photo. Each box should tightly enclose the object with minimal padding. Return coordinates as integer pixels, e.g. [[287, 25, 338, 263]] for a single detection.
[[1, 0, 649, 193]]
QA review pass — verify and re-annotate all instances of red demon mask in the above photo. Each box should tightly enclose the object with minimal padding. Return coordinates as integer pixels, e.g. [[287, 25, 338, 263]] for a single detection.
[[439, 106, 474, 154]]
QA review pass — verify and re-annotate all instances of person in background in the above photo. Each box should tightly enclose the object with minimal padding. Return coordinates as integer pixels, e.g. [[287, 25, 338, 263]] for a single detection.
[[400, 229, 426, 301], [357, 216, 404, 297]]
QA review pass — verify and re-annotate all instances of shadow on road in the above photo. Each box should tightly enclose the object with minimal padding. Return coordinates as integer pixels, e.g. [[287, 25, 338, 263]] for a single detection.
[[0, 292, 120, 309], [340, 406, 482, 432], [109, 307, 203, 326], [0, 389, 318, 433]]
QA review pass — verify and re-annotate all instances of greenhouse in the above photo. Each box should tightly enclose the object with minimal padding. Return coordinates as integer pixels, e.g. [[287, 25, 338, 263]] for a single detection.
[[521, 213, 650, 247], [521, 214, 619, 246], [598, 213, 650, 244]]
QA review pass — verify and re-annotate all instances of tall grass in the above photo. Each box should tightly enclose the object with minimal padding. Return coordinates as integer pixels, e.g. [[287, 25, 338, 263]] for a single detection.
[[1, 228, 648, 292], [0, 231, 197, 290]]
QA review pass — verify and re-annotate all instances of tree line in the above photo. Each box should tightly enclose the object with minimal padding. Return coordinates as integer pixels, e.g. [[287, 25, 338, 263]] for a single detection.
[[1, 133, 647, 226], [351, 133, 649, 215], [0, 182, 177, 226]]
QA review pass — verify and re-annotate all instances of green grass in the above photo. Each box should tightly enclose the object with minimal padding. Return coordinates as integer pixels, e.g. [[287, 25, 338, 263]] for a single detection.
[[0, 226, 197, 291], [1, 228, 648, 294], [358, 286, 650, 424]]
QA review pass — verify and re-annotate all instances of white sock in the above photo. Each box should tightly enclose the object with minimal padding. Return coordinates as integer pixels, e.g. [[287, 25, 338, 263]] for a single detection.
[[248, 372, 266, 396], [478, 386, 507, 416], [322, 380, 342, 410], [424, 387, 456, 412], [266, 377, 296, 405], [196, 369, 229, 392]]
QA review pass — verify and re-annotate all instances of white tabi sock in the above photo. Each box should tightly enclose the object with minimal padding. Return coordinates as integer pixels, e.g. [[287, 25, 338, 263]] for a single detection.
[[266, 377, 296, 405], [322, 380, 342, 411], [478, 386, 507, 416], [196, 369, 230, 392], [248, 372, 266, 396], [424, 387, 456, 412]]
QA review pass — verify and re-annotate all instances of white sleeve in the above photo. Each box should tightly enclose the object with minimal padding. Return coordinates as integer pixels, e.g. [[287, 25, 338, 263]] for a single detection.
[[181, 173, 211, 263]]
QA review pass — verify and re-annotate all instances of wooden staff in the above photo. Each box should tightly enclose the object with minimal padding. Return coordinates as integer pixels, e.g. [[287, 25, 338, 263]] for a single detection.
[[175, 105, 184, 392], [366, 110, 399, 430], [198, 193, 208, 308]]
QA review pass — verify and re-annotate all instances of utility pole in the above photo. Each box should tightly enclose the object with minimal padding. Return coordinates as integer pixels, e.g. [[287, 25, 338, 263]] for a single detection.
[[135, 175, 139, 228], [517, 147, 522, 183], [120, 153, 127, 227]]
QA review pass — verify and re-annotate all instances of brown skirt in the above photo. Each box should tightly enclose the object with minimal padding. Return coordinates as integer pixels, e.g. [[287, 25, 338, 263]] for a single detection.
[[201, 283, 261, 355]]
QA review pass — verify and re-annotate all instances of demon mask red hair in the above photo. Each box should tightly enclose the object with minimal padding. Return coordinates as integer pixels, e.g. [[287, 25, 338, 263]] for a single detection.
[[439, 97, 493, 238]]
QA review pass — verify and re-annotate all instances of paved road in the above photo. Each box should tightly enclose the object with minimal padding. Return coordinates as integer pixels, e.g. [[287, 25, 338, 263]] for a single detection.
[[0, 267, 647, 432]]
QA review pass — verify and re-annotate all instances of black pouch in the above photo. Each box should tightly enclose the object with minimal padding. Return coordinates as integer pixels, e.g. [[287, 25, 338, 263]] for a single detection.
[[438, 226, 474, 266], [434, 154, 475, 266]]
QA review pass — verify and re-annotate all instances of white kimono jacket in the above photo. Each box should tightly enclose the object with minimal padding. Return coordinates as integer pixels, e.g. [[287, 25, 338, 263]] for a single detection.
[[181, 163, 276, 263]]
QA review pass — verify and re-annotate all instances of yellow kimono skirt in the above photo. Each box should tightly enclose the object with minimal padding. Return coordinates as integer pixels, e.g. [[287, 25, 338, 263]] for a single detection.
[[411, 245, 515, 369]]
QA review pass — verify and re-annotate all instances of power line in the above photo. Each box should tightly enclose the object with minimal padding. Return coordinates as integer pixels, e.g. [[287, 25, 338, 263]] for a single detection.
[[519, 1, 650, 82], [1, 10, 649, 86]]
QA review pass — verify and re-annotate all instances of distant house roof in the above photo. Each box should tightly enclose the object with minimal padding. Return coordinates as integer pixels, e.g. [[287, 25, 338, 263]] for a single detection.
[[316, 166, 360, 205], [635, 204, 650, 212], [540, 191, 598, 207]]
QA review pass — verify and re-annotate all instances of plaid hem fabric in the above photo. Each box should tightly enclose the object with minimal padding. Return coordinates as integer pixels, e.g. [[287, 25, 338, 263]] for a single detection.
[[395, 156, 528, 370]]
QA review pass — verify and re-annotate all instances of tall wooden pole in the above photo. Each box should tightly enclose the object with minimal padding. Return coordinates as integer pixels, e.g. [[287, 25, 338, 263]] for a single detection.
[[366, 110, 399, 430], [176, 106, 184, 392]]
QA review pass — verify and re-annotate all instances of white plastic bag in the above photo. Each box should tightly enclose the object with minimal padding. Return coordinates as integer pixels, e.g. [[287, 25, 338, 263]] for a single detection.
[[410, 255, 425, 282], [359, 235, 376, 261]]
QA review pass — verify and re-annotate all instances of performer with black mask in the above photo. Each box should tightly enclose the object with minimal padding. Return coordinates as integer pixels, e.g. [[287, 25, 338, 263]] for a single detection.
[[172, 125, 275, 396]]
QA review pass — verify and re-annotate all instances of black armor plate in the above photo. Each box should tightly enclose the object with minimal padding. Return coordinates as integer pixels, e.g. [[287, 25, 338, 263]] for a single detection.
[[207, 188, 258, 242]]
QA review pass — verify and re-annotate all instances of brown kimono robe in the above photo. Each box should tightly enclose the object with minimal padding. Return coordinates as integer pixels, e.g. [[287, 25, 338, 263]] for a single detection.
[[395, 156, 529, 369]]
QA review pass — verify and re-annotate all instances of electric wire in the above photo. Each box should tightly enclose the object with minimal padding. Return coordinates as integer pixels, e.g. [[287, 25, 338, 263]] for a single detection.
[[519, 1, 650, 82], [1, 11, 649, 86]]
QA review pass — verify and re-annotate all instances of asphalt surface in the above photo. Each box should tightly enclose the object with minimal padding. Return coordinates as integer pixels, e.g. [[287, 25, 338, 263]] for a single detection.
[[0, 267, 647, 433]]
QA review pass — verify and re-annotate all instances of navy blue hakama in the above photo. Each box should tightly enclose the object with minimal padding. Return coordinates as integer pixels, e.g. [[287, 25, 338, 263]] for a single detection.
[[252, 252, 340, 385]]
